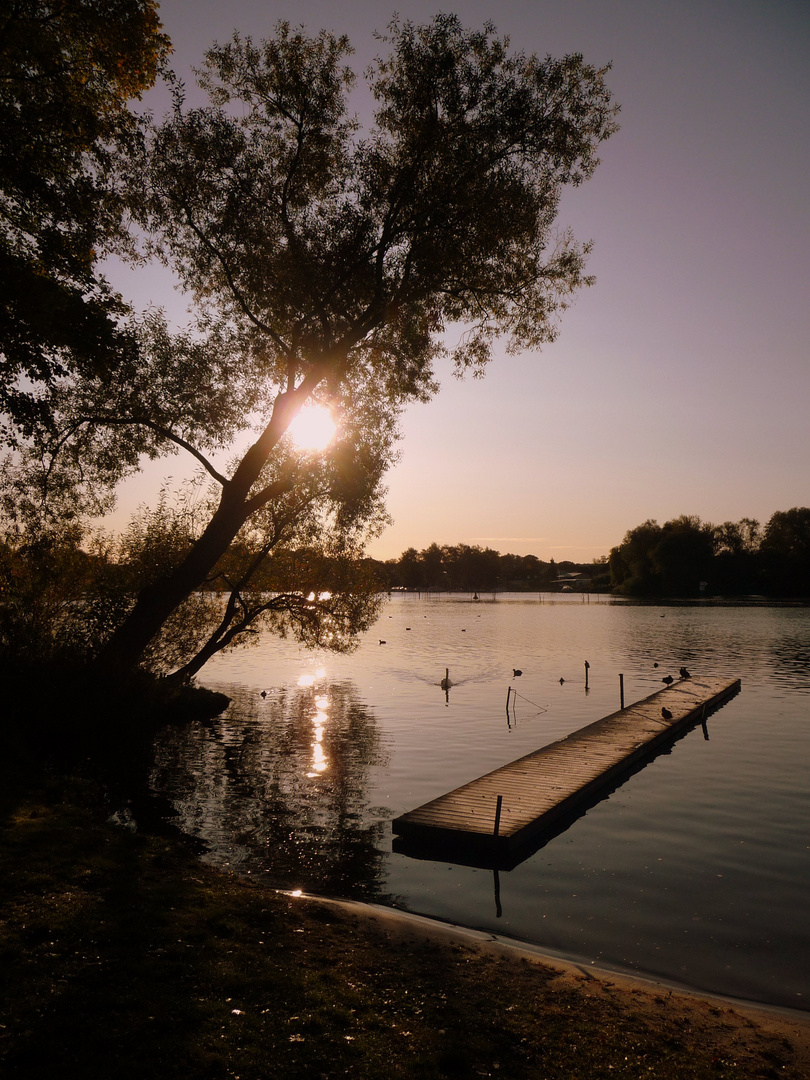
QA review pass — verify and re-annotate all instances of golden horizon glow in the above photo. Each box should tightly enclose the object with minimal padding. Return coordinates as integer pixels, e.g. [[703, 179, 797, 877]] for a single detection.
[[289, 405, 337, 451]]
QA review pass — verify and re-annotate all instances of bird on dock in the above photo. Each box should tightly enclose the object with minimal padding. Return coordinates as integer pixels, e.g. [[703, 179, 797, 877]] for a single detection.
[[661, 707, 673, 719], [679, 667, 691, 679], [513, 669, 522, 677], [661, 675, 674, 684]]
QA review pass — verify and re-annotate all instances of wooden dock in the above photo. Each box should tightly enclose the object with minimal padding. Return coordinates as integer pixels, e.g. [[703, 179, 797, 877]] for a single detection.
[[392, 675, 740, 864]]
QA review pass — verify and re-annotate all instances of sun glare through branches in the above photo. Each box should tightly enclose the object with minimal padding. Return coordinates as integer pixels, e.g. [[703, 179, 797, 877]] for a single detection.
[[288, 405, 337, 451]]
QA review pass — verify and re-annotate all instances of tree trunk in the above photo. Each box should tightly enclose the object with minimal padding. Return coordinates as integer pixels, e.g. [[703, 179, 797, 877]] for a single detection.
[[165, 591, 248, 684], [95, 377, 323, 678], [96, 485, 252, 678]]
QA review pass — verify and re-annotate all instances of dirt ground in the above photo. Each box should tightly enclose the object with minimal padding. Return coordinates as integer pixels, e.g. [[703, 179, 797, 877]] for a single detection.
[[2, 787, 809, 1079]]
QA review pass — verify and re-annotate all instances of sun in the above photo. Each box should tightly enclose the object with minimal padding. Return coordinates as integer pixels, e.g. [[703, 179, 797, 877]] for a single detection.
[[288, 405, 337, 451]]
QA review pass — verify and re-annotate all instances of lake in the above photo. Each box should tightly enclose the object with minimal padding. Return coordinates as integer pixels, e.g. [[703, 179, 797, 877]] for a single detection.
[[150, 594, 810, 1011]]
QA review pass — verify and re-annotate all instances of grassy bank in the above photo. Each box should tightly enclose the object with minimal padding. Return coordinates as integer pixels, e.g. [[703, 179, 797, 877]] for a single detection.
[[2, 768, 809, 1080]]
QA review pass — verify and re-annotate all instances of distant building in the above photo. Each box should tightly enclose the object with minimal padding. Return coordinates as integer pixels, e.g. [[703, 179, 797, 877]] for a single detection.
[[556, 572, 593, 591]]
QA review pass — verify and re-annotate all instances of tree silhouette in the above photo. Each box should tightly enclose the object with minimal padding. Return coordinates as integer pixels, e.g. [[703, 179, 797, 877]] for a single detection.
[[7, 15, 618, 678], [0, 0, 169, 437]]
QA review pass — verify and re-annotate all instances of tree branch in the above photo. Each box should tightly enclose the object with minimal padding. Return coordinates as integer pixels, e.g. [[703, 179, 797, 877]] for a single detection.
[[77, 413, 229, 486], [178, 204, 293, 358], [242, 472, 301, 517]]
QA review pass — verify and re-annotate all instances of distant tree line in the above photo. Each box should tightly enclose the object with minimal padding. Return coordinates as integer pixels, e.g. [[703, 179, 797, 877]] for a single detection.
[[369, 542, 609, 593], [608, 509, 810, 598], [367, 508, 810, 599]]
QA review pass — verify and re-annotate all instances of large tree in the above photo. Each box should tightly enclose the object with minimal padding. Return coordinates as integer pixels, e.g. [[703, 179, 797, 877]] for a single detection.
[[611, 515, 715, 597], [712, 517, 761, 595], [610, 519, 664, 595], [0, 0, 170, 437], [12, 15, 618, 678], [760, 507, 810, 596]]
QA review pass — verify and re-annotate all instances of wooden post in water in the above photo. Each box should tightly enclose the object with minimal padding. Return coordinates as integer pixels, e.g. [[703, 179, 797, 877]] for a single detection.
[[619, 673, 625, 710], [493, 794, 503, 837], [585, 660, 590, 691], [505, 687, 512, 714]]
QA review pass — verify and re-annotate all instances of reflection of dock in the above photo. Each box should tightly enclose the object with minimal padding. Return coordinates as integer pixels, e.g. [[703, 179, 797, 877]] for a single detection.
[[392, 675, 740, 867]]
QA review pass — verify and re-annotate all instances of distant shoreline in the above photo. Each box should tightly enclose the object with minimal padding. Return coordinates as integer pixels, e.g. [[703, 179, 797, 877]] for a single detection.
[[387, 588, 810, 606]]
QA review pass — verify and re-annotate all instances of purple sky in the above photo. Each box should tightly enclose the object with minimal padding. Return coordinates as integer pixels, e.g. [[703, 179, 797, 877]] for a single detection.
[[111, 0, 810, 562]]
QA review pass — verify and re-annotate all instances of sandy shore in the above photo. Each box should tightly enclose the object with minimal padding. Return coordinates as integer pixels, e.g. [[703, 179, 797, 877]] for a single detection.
[[308, 893, 810, 1068]]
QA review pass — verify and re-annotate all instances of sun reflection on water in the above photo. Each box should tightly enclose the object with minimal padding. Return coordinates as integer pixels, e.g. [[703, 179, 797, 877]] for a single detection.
[[302, 680, 330, 777], [297, 667, 326, 688]]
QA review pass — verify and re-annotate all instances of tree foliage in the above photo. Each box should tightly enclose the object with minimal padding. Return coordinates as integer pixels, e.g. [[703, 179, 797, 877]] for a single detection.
[[136, 17, 616, 388], [4, 15, 618, 678], [760, 507, 810, 596], [609, 510, 810, 598], [0, 0, 170, 437], [712, 518, 762, 595], [609, 515, 716, 597]]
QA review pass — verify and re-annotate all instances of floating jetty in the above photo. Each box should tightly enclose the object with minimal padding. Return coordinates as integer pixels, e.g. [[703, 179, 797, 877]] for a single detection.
[[392, 675, 740, 866]]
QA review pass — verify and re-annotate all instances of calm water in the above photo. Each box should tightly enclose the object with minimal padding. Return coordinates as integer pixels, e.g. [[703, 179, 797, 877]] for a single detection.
[[150, 594, 810, 1010]]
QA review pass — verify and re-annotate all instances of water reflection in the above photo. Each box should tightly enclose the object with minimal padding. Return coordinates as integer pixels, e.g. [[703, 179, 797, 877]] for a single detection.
[[151, 678, 394, 900], [150, 596, 810, 1009]]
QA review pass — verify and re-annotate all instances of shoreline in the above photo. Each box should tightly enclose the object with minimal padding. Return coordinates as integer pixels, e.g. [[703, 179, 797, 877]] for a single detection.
[[292, 891, 810, 1026]]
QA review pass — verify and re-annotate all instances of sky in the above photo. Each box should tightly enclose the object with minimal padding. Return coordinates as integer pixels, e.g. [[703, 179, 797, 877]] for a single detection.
[[108, 0, 810, 563]]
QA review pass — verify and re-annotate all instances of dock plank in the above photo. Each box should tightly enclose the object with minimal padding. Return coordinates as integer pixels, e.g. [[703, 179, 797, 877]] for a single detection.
[[392, 674, 740, 856]]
